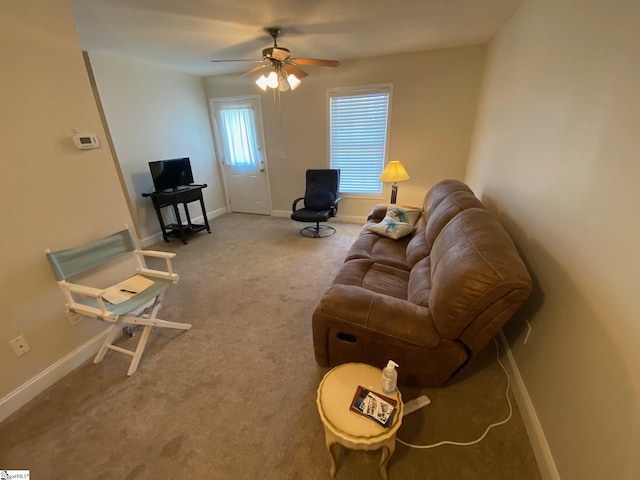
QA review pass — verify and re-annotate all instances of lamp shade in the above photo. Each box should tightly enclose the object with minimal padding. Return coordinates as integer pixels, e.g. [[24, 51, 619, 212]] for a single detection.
[[379, 161, 410, 183]]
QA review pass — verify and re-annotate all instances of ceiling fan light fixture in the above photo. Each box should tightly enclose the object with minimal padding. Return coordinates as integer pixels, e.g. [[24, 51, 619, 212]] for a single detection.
[[216, 26, 339, 93], [255, 74, 269, 91], [287, 73, 301, 90], [256, 69, 302, 93], [266, 71, 279, 89], [278, 71, 290, 92]]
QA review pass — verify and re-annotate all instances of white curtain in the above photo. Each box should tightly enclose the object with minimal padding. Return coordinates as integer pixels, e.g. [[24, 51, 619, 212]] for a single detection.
[[218, 105, 260, 167]]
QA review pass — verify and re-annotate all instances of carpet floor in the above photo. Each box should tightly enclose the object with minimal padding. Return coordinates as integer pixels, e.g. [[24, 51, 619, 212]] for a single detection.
[[0, 213, 541, 479]]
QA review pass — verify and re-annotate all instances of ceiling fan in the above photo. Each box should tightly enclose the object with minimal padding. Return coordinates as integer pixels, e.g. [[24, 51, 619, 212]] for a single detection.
[[211, 27, 340, 91]]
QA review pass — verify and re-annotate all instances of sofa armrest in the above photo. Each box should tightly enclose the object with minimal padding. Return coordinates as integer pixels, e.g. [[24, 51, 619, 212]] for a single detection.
[[313, 284, 442, 348], [367, 204, 390, 221]]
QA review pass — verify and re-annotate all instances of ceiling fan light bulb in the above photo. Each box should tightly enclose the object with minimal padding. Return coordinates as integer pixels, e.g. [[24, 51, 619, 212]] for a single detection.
[[266, 71, 279, 88], [287, 74, 301, 90], [278, 71, 289, 91], [255, 75, 269, 91]]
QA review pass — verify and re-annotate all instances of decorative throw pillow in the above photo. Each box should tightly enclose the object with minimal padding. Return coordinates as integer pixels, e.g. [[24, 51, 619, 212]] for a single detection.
[[385, 206, 422, 225], [304, 189, 334, 211], [367, 205, 422, 240]]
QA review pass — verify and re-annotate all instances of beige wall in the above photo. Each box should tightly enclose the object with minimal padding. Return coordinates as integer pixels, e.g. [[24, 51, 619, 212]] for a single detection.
[[87, 52, 227, 243], [467, 0, 640, 478], [0, 1, 133, 400], [205, 45, 486, 219]]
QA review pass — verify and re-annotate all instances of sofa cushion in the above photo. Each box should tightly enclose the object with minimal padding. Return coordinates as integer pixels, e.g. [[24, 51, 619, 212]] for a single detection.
[[332, 258, 409, 300], [407, 256, 431, 307], [429, 208, 532, 341], [345, 226, 411, 270], [405, 215, 428, 268]]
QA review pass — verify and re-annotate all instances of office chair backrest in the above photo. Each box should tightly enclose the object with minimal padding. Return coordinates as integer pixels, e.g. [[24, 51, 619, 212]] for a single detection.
[[46, 229, 136, 281], [305, 169, 340, 197]]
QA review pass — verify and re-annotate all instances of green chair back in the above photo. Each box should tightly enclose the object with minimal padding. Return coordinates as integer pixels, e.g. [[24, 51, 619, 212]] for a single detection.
[[46, 229, 136, 281]]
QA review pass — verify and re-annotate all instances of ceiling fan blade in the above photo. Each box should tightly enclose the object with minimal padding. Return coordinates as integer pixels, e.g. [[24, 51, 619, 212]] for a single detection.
[[240, 64, 269, 76], [210, 59, 264, 63], [293, 58, 340, 68], [283, 64, 309, 79]]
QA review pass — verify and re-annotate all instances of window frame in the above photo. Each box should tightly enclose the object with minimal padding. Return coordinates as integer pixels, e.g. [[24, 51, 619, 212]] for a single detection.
[[327, 83, 393, 200]]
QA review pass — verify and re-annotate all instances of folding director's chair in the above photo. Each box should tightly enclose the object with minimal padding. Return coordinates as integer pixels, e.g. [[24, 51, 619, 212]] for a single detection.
[[45, 227, 191, 376]]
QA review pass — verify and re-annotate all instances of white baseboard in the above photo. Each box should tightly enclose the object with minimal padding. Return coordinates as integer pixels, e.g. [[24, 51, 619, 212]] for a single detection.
[[498, 331, 560, 480], [139, 207, 228, 247], [0, 326, 116, 423], [271, 209, 366, 225]]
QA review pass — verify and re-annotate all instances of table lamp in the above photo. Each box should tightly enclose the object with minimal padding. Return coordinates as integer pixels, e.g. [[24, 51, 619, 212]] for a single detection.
[[379, 161, 410, 204]]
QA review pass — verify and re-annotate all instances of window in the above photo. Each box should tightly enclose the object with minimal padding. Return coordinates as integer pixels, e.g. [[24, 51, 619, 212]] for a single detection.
[[329, 86, 391, 195], [215, 103, 261, 167]]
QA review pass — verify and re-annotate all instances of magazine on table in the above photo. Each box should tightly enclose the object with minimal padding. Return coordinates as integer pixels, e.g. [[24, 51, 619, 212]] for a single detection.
[[350, 385, 398, 428]]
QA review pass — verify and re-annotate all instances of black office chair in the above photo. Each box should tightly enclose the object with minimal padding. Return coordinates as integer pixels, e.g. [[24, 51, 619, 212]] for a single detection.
[[291, 169, 341, 238]]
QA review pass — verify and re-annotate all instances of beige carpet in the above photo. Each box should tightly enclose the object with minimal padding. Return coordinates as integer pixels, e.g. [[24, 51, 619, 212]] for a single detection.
[[0, 213, 541, 479]]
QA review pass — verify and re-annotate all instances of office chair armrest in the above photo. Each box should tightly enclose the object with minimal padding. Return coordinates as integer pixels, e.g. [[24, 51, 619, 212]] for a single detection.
[[329, 197, 342, 216], [292, 197, 305, 211]]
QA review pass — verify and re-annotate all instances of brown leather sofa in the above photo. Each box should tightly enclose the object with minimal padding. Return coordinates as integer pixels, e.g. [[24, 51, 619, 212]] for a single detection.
[[312, 179, 532, 387]]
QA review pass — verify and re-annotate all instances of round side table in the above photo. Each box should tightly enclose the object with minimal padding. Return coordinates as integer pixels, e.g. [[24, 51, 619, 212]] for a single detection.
[[316, 363, 404, 479]]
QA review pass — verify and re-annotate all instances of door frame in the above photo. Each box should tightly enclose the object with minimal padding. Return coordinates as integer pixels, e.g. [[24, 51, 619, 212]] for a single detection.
[[209, 95, 272, 214]]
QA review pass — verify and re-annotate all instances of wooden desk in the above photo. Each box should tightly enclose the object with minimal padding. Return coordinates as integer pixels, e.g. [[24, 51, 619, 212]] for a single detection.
[[142, 184, 211, 244]]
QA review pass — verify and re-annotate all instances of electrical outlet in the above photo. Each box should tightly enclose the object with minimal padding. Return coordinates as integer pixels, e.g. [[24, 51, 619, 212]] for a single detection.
[[10, 335, 31, 357], [66, 311, 84, 326]]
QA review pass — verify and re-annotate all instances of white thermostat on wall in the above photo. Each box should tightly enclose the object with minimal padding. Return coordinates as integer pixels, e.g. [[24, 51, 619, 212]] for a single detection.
[[72, 128, 100, 150]]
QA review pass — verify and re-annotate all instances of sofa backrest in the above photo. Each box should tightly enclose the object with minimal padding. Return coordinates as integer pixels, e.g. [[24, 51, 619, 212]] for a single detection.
[[405, 182, 484, 269], [423, 179, 473, 217], [428, 208, 532, 353], [405, 214, 429, 268], [424, 189, 484, 251]]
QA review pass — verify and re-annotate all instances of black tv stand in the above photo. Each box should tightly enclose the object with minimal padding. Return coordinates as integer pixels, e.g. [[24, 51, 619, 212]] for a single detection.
[[142, 184, 211, 244], [164, 185, 190, 192]]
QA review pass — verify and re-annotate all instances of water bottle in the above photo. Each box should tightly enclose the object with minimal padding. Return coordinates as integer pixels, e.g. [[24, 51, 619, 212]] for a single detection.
[[381, 360, 399, 395]]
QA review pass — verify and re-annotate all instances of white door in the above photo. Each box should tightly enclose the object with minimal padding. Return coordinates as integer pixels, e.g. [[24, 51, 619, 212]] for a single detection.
[[210, 96, 271, 215]]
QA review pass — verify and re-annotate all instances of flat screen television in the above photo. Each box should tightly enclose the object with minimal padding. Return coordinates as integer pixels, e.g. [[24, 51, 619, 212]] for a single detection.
[[149, 157, 194, 192]]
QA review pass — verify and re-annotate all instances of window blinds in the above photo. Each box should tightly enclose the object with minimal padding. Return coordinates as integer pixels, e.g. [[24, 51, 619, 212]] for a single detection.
[[329, 88, 390, 194]]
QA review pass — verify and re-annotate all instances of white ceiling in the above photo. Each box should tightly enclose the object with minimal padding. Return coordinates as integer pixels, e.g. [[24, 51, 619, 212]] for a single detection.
[[70, 0, 523, 77]]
